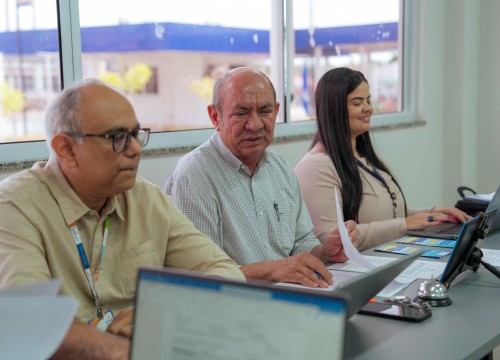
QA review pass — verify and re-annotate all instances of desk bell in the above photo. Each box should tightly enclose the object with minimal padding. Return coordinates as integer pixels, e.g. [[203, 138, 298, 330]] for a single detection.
[[416, 277, 452, 307]]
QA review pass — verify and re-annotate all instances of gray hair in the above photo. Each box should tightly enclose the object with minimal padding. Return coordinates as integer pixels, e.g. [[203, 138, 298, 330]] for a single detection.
[[211, 67, 276, 113], [44, 78, 109, 154]]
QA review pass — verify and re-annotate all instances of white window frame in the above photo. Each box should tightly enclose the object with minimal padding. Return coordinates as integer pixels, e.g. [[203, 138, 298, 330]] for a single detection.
[[0, 0, 417, 164]]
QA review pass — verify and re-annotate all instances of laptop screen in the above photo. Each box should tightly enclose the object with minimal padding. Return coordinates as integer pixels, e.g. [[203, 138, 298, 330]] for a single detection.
[[131, 267, 347, 360]]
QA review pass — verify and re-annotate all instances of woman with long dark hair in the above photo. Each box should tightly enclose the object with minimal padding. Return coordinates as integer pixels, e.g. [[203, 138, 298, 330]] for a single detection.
[[295, 67, 469, 250]]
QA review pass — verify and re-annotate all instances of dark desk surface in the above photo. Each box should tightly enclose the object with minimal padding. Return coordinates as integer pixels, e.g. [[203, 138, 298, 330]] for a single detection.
[[345, 230, 500, 360]]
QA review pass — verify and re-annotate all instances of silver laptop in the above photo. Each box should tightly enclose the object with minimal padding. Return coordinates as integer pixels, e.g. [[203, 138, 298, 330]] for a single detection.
[[130, 267, 348, 360], [484, 186, 500, 236], [407, 185, 500, 240], [334, 249, 423, 318]]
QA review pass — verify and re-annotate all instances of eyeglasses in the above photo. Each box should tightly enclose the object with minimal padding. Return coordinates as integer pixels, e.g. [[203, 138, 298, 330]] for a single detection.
[[67, 128, 151, 153]]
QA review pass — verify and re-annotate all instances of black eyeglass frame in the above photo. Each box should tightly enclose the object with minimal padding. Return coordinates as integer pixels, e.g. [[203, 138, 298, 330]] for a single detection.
[[66, 128, 151, 153]]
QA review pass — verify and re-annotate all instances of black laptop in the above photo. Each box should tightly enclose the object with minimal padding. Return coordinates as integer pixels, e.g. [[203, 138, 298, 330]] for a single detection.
[[407, 185, 500, 240]]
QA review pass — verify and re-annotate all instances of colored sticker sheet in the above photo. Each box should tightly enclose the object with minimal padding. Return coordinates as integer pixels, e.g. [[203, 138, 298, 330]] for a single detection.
[[420, 249, 453, 258], [375, 244, 452, 259], [396, 236, 456, 249]]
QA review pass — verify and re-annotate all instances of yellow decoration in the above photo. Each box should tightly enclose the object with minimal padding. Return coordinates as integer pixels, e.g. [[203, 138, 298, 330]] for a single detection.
[[98, 72, 125, 90], [187, 75, 215, 102], [0, 83, 25, 116], [124, 63, 153, 93]]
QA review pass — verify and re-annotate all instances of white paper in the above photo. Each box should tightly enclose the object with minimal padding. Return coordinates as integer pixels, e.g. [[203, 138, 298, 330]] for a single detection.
[[377, 260, 447, 297], [330, 257, 446, 282], [274, 269, 362, 291], [0, 280, 78, 360], [274, 281, 333, 291], [377, 278, 416, 298], [0, 278, 62, 296], [275, 258, 446, 297], [465, 192, 494, 202], [481, 248, 500, 266], [328, 256, 395, 273], [395, 260, 447, 282], [335, 187, 376, 269]]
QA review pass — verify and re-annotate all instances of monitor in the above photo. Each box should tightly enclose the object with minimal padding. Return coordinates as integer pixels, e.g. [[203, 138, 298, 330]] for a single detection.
[[131, 267, 348, 360]]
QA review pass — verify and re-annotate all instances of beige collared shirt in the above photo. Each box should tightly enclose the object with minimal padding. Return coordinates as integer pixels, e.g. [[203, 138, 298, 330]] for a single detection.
[[0, 156, 244, 321], [295, 151, 428, 250]]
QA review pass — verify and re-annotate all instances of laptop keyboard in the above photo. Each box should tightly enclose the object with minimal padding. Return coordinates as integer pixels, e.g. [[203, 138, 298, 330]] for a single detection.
[[434, 223, 461, 235]]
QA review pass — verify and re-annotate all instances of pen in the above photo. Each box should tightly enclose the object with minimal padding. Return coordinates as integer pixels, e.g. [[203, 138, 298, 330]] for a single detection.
[[273, 202, 280, 222], [315, 271, 322, 280]]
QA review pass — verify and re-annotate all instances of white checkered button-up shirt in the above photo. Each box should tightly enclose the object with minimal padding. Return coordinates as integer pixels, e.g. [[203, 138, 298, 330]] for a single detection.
[[164, 133, 320, 265]]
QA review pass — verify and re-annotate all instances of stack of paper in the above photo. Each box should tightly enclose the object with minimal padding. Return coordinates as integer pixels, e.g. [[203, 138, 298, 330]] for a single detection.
[[465, 192, 494, 203], [0, 279, 78, 360]]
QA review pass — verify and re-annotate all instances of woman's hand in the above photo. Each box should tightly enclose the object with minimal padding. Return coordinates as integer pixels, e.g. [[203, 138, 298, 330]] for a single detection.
[[430, 206, 471, 222], [406, 207, 471, 231]]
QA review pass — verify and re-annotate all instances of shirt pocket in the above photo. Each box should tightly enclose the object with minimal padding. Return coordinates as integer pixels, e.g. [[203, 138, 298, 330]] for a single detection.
[[113, 240, 163, 296], [272, 202, 295, 255]]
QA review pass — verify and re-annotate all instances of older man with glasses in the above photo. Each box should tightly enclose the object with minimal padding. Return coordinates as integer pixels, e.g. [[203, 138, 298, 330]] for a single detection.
[[0, 79, 244, 360]]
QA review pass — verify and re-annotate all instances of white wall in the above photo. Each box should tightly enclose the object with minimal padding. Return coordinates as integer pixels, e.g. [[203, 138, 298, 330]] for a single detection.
[[369, 1, 498, 207], [477, 0, 500, 191], [372, 0, 450, 208]]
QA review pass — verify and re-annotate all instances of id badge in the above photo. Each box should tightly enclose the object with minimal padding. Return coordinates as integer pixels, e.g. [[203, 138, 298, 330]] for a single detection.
[[88, 310, 114, 331]]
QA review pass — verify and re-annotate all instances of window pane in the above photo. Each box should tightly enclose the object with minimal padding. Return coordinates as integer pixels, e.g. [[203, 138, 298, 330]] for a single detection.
[[0, 0, 60, 143], [78, 0, 275, 132], [289, 0, 401, 121], [0, 0, 406, 147]]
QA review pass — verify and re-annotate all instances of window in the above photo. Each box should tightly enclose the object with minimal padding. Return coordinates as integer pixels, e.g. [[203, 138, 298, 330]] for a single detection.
[[289, 0, 403, 122], [0, 0, 413, 162], [78, 0, 275, 131], [0, 0, 59, 143]]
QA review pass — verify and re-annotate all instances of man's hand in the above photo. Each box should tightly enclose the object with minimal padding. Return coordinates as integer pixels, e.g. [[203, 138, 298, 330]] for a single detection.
[[321, 220, 359, 263], [107, 308, 134, 339], [51, 319, 130, 360], [240, 253, 333, 288]]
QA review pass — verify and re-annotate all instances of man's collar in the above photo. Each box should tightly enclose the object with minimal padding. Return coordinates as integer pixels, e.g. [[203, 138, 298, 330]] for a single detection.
[[46, 156, 124, 224], [210, 132, 269, 174]]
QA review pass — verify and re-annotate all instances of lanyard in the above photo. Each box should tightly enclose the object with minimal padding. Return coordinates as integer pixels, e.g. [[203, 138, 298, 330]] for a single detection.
[[356, 159, 398, 218], [95, 215, 111, 282], [69, 215, 111, 319]]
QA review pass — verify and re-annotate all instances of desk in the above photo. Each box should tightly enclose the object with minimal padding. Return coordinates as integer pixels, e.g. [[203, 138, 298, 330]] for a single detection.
[[345, 230, 500, 360]]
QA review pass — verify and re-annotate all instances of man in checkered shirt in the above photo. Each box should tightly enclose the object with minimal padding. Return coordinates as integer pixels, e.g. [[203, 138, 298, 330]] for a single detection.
[[165, 67, 358, 289]]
